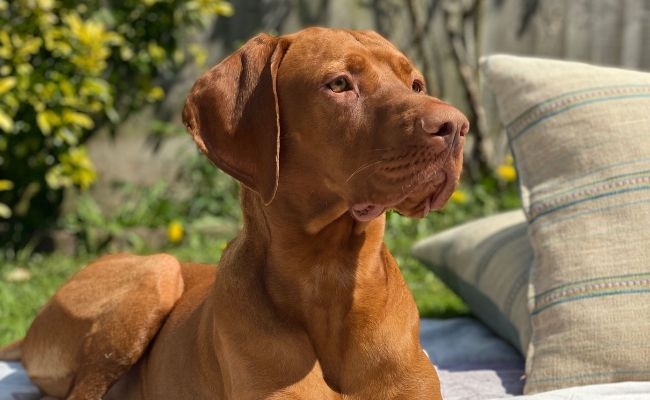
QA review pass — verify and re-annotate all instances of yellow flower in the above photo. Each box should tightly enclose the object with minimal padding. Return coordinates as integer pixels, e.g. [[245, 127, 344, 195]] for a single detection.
[[167, 221, 184, 244], [0, 179, 13, 191], [496, 164, 517, 183], [450, 189, 468, 204], [146, 86, 165, 102], [495, 155, 517, 183]]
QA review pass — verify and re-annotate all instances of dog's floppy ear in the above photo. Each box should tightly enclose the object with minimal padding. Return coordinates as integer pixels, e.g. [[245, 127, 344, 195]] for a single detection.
[[183, 33, 288, 205]]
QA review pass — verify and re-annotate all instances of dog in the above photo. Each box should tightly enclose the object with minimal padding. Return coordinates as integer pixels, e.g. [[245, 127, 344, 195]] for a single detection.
[[0, 27, 467, 399]]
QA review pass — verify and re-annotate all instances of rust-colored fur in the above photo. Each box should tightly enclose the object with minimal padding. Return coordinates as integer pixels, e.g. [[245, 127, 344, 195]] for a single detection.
[[1, 27, 467, 399]]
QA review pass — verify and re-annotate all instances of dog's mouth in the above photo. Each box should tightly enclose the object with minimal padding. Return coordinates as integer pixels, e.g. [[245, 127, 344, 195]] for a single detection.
[[347, 131, 464, 222], [349, 171, 456, 222], [395, 173, 455, 218], [350, 203, 386, 222]]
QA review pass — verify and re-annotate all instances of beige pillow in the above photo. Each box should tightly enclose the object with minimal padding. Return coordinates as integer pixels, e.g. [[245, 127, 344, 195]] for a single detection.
[[412, 210, 532, 355], [481, 55, 650, 394]]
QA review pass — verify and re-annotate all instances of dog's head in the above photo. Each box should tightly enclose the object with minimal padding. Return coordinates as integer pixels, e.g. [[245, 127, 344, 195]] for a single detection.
[[183, 28, 467, 221]]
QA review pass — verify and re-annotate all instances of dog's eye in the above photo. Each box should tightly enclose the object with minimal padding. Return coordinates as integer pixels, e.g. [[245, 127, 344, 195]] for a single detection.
[[327, 77, 351, 93], [412, 80, 424, 93]]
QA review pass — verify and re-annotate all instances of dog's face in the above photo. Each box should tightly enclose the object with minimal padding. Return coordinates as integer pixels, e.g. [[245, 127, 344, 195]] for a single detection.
[[276, 28, 467, 220], [183, 28, 467, 220]]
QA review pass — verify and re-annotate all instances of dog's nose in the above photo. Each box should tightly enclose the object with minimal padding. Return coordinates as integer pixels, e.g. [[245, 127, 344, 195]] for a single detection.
[[419, 107, 469, 138]]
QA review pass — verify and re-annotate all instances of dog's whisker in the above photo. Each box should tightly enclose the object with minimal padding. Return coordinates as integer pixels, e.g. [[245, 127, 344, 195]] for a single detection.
[[345, 160, 384, 183]]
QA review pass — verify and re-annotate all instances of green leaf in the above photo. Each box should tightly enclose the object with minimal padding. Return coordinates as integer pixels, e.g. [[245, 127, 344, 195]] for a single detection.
[[0, 77, 17, 95], [0, 109, 13, 132], [0, 203, 11, 219], [62, 110, 94, 130], [36, 110, 59, 135]]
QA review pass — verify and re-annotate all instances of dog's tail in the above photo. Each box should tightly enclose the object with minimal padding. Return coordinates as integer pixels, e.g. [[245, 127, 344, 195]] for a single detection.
[[0, 340, 23, 361]]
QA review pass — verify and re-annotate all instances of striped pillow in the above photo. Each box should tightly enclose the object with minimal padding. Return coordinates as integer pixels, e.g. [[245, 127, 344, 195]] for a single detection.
[[481, 55, 650, 394], [412, 210, 532, 355]]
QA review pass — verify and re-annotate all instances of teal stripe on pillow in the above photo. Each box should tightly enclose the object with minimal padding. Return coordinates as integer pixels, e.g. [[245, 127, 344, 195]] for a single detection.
[[506, 84, 650, 133], [531, 273, 650, 315], [506, 85, 650, 141], [533, 168, 650, 204], [528, 177, 650, 223]]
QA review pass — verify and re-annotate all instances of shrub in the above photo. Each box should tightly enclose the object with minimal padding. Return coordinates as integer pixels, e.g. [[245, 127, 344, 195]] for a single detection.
[[0, 0, 233, 252], [59, 148, 241, 256]]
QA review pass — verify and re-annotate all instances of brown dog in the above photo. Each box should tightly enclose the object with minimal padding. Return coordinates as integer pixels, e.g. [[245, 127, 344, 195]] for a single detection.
[[0, 27, 467, 399]]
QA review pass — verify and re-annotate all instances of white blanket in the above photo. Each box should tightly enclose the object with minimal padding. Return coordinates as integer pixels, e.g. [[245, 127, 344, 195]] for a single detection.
[[0, 361, 38, 400], [506, 382, 650, 400]]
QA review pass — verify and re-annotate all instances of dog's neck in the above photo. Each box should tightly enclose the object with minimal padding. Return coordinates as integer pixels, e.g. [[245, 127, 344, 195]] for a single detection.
[[241, 184, 386, 248], [237, 187, 404, 390]]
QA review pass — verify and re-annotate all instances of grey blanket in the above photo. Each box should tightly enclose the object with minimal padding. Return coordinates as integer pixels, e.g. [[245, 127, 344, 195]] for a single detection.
[[3, 317, 649, 399]]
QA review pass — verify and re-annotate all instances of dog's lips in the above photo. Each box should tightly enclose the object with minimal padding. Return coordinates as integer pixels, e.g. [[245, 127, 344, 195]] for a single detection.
[[414, 179, 452, 216], [400, 140, 464, 218], [393, 171, 457, 218], [350, 203, 386, 222], [349, 174, 452, 222]]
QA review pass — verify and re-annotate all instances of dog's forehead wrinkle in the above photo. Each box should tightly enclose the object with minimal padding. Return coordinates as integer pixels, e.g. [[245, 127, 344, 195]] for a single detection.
[[391, 60, 416, 87], [345, 53, 369, 74], [283, 44, 412, 96]]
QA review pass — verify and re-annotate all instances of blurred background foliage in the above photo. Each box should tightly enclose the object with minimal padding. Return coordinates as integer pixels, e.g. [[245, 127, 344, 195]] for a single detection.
[[0, 0, 233, 250]]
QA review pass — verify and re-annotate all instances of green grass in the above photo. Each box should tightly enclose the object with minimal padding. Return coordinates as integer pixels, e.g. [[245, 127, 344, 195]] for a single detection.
[[0, 254, 87, 346], [0, 243, 218, 345]]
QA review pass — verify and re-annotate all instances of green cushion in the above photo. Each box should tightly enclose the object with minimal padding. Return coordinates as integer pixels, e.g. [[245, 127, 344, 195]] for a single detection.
[[412, 210, 532, 355]]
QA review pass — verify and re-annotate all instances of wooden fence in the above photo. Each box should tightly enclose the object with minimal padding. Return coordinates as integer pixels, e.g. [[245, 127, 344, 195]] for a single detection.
[[157, 0, 650, 174]]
